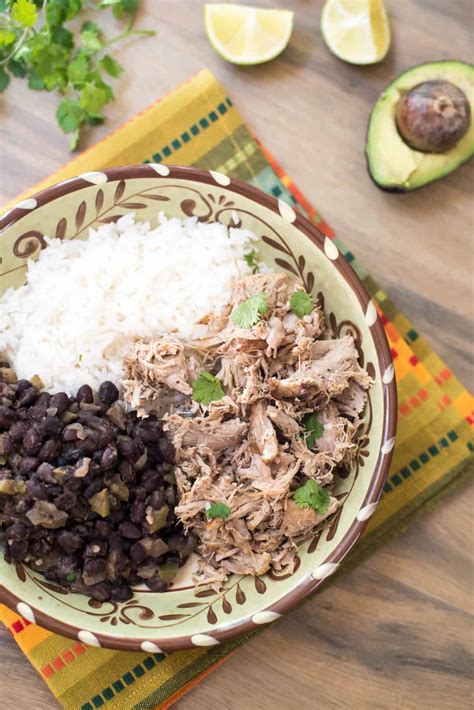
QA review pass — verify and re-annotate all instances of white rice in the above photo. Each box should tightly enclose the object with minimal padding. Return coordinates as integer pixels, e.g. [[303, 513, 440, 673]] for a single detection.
[[0, 213, 258, 394]]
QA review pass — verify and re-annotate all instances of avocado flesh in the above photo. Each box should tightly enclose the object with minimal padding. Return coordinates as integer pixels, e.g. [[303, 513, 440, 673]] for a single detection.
[[366, 61, 474, 191]]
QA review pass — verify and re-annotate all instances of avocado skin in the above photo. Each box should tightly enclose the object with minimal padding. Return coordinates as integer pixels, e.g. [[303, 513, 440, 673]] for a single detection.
[[365, 60, 474, 192]]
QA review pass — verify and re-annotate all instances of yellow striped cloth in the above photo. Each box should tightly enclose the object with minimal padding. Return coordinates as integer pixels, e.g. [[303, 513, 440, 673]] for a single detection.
[[1, 69, 472, 710]]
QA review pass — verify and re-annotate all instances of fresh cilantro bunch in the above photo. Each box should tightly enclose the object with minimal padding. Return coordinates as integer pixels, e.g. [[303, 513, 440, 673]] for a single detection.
[[0, 0, 154, 149]]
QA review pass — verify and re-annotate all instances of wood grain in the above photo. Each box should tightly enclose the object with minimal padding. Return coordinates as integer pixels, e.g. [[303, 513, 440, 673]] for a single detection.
[[0, 1, 473, 708]]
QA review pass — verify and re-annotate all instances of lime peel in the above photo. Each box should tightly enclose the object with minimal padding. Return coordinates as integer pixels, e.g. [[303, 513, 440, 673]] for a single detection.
[[204, 3, 294, 66]]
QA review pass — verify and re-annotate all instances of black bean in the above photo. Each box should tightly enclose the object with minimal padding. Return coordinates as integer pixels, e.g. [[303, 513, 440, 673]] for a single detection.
[[147, 490, 165, 510], [76, 384, 93, 403], [158, 437, 174, 464], [117, 439, 139, 460], [87, 583, 111, 601], [23, 427, 43, 455], [28, 403, 49, 422], [96, 427, 114, 448], [130, 541, 146, 564], [165, 487, 176, 506], [76, 437, 99, 455], [29, 538, 52, 559], [167, 532, 195, 556], [37, 392, 51, 406], [84, 557, 106, 573], [9, 539, 28, 560], [98, 381, 119, 406], [84, 479, 103, 499], [36, 462, 56, 483], [62, 425, 79, 442], [130, 500, 146, 524], [19, 456, 39, 475], [54, 490, 77, 511], [25, 479, 48, 500], [5, 523, 27, 541], [43, 568, 59, 582], [119, 460, 135, 483], [16, 407, 30, 421], [38, 416, 63, 437], [57, 530, 83, 550], [118, 522, 142, 539], [17, 387, 38, 408], [142, 474, 161, 493], [9, 421, 28, 442], [94, 520, 111, 538], [61, 447, 84, 465], [101, 444, 117, 470], [38, 439, 61, 462], [50, 392, 69, 415], [109, 584, 133, 602], [16, 379, 32, 395], [135, 424, 161, 445], [144, 577, 167, 592], [82, 558, 107, 586], [0, 434, 13, 456], [0, 405, 15, 430]]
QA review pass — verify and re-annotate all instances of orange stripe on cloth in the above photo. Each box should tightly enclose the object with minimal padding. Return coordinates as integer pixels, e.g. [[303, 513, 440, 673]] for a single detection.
[[0, 604, 51, 652], [41, 642, 87, 679], [154, 652, 235, 710]]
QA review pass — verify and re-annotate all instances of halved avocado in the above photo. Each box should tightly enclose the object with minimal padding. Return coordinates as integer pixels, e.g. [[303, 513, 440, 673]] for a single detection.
[[366, 60, 474, 191]]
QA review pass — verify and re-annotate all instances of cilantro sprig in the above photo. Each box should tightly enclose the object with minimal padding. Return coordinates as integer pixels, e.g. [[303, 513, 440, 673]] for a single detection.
[[192, 370, 225, 405], [231, 292, 268, 329], [0, 0, 154, 149], [207, 502, 231, 520], [302, 412, 324, 448], [290, 289, 312, 318], [293, 479, 330, 515], [243, 250, 259, 274]]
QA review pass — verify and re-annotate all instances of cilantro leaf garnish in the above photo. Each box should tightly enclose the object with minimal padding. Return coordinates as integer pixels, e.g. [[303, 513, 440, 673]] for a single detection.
[[207, 502, 231, 520], [66, 570, 77, 582], [231, 292, 268, 328], [192, 371, 225, 405], [290, 289, 312, 318], [244, 250, 259, 274], [293, 480, 330, 515], [302, 413, 324, 448]]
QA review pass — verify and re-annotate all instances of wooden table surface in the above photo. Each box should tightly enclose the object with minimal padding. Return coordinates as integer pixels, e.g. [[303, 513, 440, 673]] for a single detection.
[[0, 1, 472, 708]]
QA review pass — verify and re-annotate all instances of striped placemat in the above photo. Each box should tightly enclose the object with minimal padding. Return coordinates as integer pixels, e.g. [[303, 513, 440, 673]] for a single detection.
[[1, 69, 472, 710]]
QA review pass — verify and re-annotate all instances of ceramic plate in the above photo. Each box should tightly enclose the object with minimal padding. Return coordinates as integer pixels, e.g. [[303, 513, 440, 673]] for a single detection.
[[0, 165, 397, 651]]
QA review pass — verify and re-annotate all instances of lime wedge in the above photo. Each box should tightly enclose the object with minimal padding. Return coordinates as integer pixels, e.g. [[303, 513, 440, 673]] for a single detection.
[[321, 0, 390, 65], [204, 3, 294, 66]]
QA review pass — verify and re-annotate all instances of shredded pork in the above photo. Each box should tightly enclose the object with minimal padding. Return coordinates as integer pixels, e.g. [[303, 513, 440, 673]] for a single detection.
[[122, 273, 372, 586]]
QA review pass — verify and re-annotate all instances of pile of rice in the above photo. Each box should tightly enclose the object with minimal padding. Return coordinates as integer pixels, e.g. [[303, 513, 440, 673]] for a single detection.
[[0, 213, 258, 393]]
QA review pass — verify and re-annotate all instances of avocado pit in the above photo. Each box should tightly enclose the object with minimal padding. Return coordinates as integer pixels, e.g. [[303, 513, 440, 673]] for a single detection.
[[396, 80, 471, 153]]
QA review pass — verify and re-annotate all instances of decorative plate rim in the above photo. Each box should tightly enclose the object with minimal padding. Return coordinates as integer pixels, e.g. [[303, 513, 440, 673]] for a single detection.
[[0, 164, 398, 651]]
